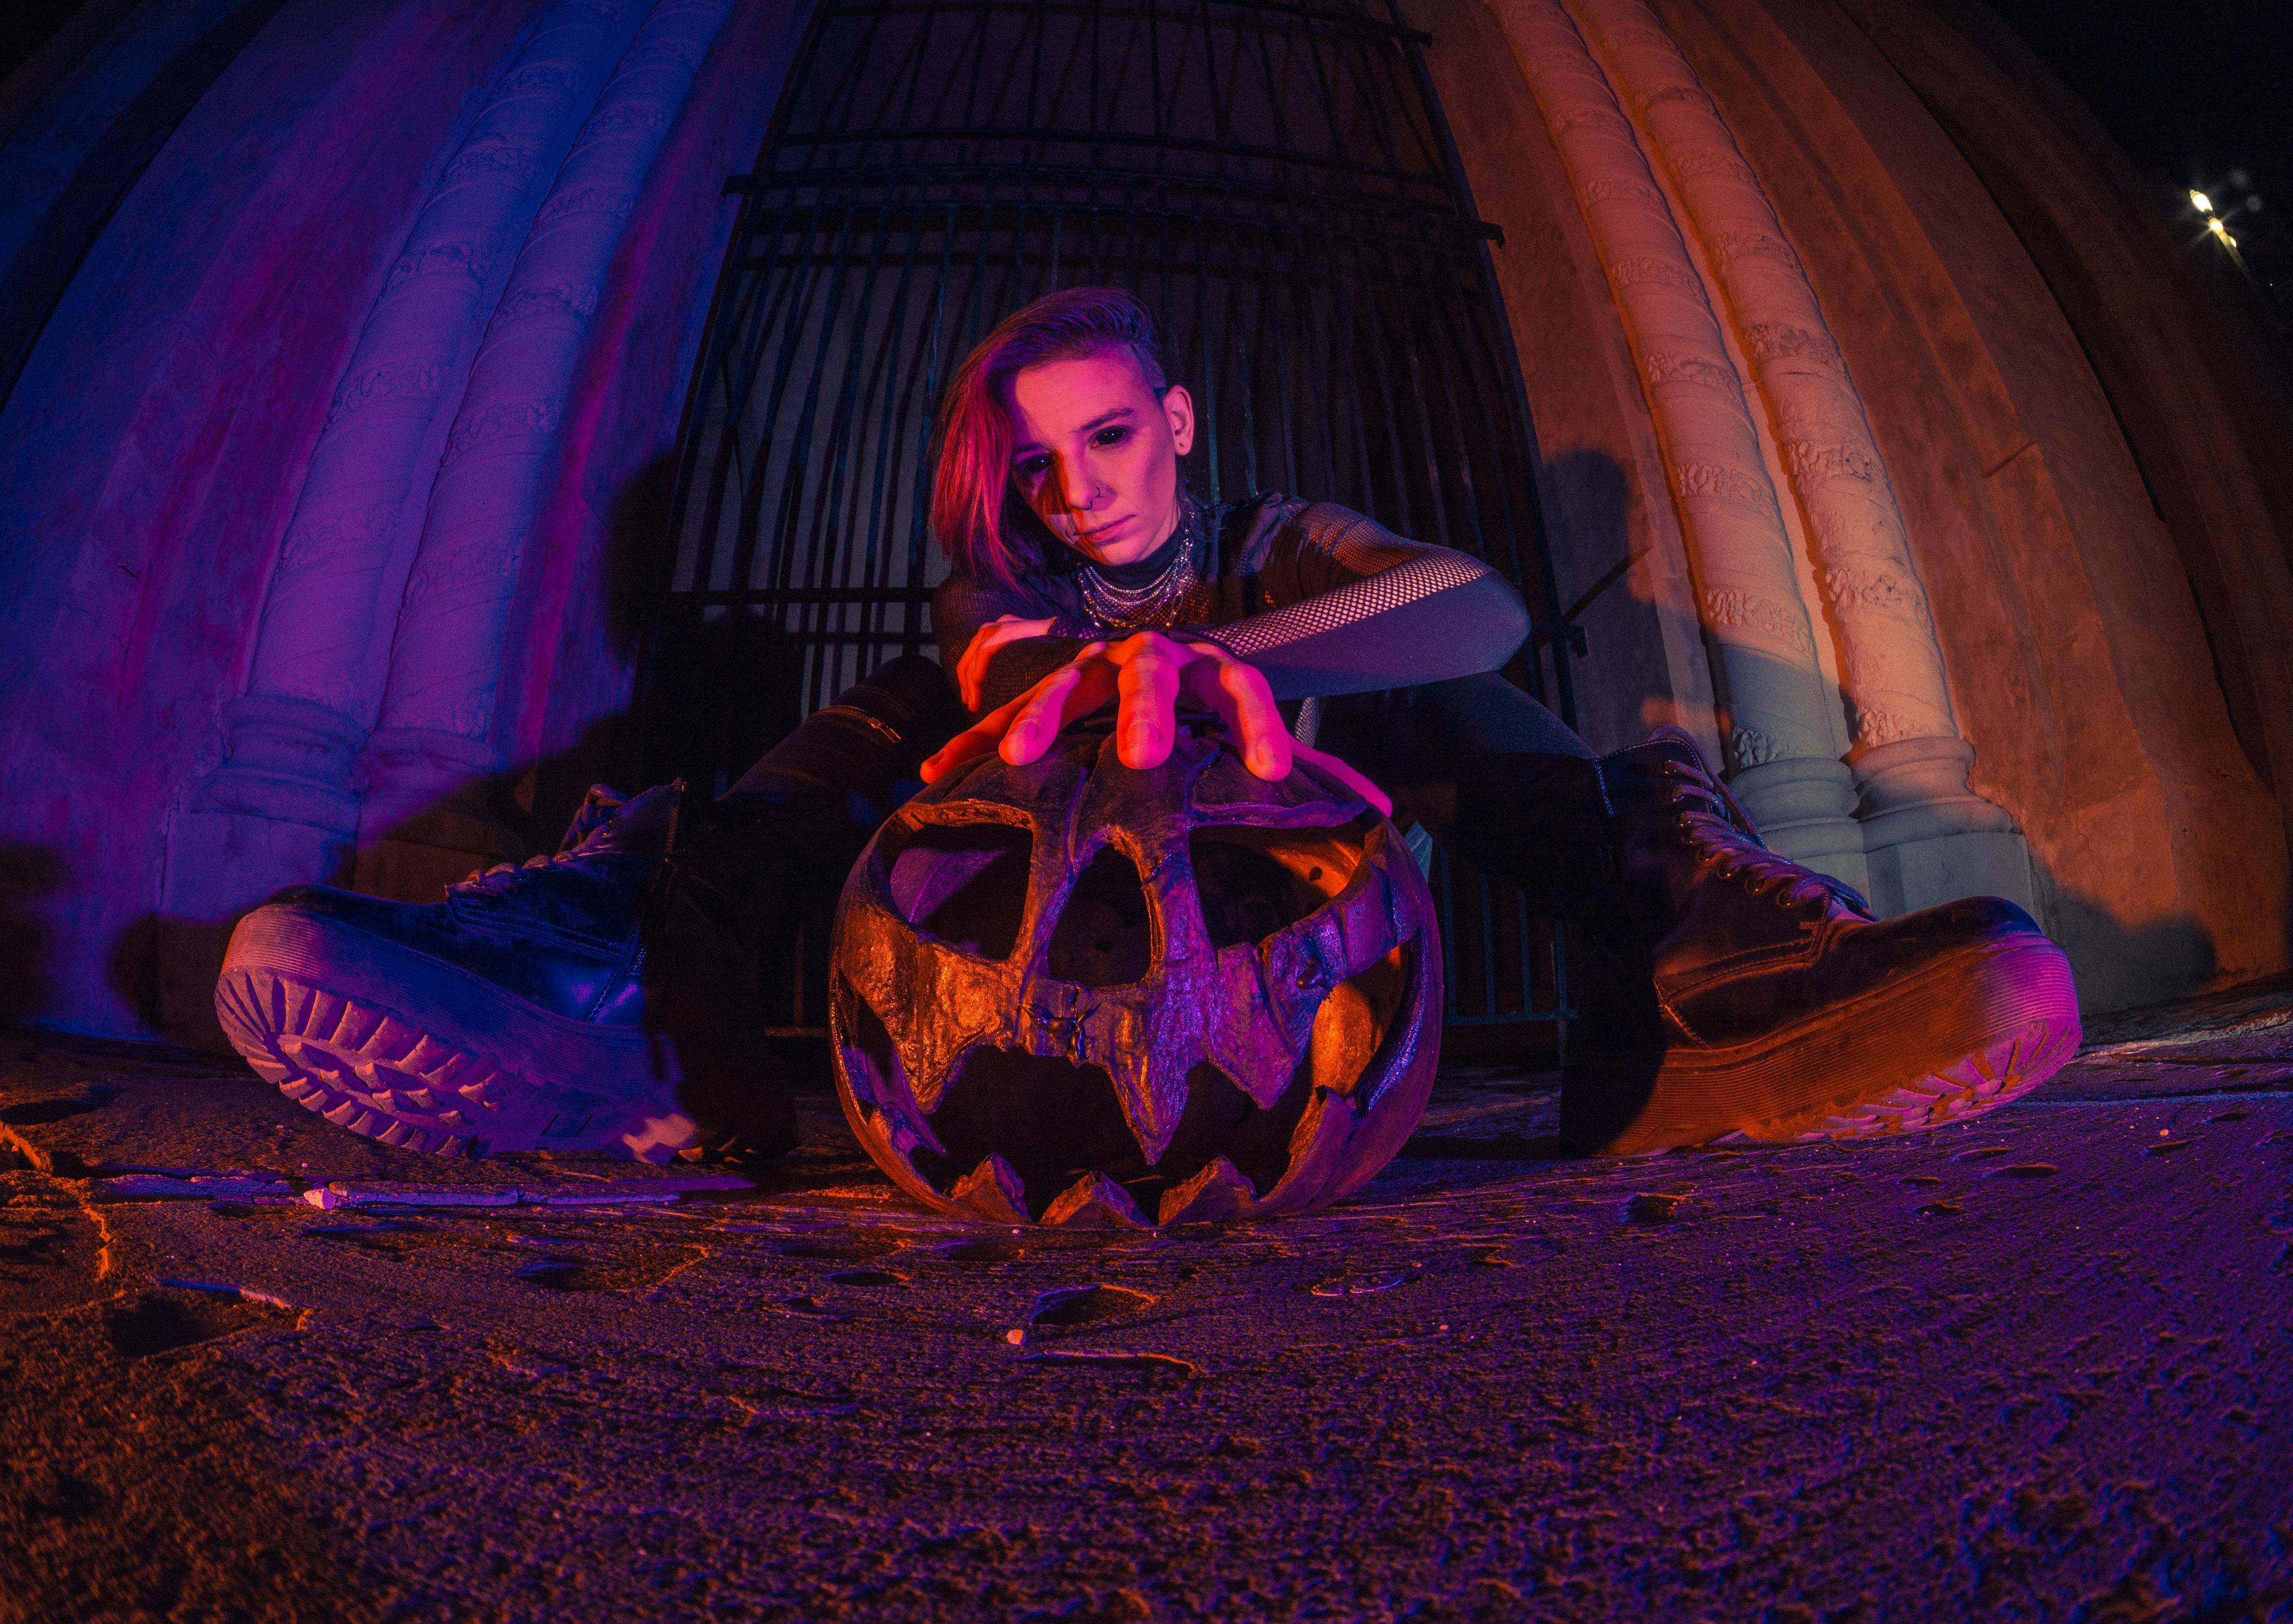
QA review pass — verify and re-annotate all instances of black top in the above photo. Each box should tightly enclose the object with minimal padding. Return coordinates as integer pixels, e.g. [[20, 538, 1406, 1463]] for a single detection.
[[931, 493, 1531, 713], [1092, 519, 1191, 589]]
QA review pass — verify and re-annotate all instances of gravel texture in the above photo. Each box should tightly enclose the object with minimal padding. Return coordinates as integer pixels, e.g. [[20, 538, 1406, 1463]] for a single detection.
[[3, 990, 2290, 1623]]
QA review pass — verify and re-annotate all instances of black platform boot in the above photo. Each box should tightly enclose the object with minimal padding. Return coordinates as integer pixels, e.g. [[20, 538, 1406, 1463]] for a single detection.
[[1448, 727, 2081, 1155], [1556, 727, 2081, 1156], [215, 657, 966, 1161]]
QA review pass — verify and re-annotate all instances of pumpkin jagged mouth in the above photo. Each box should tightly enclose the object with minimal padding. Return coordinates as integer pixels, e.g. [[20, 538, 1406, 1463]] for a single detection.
[[834, 965, 1407, 1227]]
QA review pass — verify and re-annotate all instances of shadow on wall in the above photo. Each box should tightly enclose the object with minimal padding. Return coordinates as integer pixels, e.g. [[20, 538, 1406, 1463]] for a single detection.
[[609, 454, 819, 802], [114, 720, 631, 1056], [0, 842, 60, 1020], [1542, 447, 1632, 609], [2033, 867, 2228, 1017], [189, 450, 706, 943], [421, 448, 807, 854], [1535, 448, 2271, 1012], [1537, 448, 1687, 759]]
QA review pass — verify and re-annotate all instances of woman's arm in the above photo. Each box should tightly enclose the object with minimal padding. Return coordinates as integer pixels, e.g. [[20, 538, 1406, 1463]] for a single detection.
[[933, 502, 1531, 713], [1194, 503, 1530, 699]]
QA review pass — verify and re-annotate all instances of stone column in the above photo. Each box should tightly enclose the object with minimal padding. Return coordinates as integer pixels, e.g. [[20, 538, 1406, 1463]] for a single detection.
[[176, 0, 654, 870], [1564, 0, 2031, 913], [161, 0, 658, 1033], [1489, 0, 1867, 883], [361, 0, 736, 897]]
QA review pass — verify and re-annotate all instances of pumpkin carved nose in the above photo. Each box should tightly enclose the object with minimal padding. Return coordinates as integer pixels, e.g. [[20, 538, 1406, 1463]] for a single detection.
[[1046, 846, 1153, 985]]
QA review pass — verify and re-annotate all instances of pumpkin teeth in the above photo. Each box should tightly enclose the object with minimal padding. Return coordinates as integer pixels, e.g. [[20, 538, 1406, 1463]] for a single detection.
[[1107, 1046, 1187, 1167], [1254, 1086, 1360, 1214], [1040, 1173, 1149, 1227], [848, 1103, 951, 1212], [837, 982, 950, 1158], [948, 1154, 1029, 1222], [1155, 1157, 1257, 1225]]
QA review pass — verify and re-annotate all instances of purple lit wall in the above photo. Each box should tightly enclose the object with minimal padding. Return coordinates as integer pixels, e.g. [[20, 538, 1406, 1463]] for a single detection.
[[0, 0, 809, 1039]]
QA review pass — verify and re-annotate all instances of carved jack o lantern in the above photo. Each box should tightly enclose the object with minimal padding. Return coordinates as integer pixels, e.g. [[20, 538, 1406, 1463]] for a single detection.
[[829, 723, 1443, 1226]]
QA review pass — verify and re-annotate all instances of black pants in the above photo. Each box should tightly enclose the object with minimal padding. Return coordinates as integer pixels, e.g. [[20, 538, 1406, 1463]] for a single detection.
[[1311, 673, 1592, 871]]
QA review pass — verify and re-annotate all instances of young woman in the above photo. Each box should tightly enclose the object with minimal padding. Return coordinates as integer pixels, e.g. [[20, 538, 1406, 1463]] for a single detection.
[[214, 287, 2080, 1165], [914, 287, 1578, 833]]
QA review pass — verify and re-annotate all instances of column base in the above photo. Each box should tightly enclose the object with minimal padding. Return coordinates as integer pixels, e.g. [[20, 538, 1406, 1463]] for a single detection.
[[159, 696, 367, 1049], [1726, 754, 1871, 897], [1851, 735, 2032, 918], [1862, 826, 2036, 918], [354, 827, 523, 904], [160, 807, 359, 1052]]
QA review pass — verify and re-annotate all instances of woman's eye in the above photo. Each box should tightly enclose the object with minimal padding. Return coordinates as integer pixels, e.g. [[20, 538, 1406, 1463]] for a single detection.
[[1016, 455, 1051, 479], [1092, 427, 1129, 447]]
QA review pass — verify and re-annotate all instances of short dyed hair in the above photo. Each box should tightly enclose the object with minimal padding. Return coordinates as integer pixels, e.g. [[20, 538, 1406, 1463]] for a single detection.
[[929, 286, 1175, 586]]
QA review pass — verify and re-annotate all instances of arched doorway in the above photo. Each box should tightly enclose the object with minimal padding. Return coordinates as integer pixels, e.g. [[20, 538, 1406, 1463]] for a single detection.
[[638, 0, 1577, 1040]]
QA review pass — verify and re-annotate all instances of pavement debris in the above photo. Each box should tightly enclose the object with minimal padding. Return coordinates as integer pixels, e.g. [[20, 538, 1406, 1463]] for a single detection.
[[4, 979, 2291, 1620]]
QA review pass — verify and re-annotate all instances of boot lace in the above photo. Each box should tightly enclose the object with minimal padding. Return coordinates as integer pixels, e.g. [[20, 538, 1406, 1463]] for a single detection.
[[450, 783, 640, 899], [452, 842, 597, 900], [1660, 762, 1874, 920]]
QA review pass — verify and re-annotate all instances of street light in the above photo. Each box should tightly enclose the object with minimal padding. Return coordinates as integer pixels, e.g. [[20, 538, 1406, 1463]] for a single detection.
[[2191, 189, 2214, 213]]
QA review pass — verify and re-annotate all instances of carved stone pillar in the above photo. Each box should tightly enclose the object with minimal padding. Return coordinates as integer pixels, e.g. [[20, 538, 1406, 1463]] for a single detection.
[[1564, 0, 2031, 914], [160, 0, 657, 1034], [361, 0, 736, 898], [172, 0, 654, 885], [1489, 0, 1867, 883]]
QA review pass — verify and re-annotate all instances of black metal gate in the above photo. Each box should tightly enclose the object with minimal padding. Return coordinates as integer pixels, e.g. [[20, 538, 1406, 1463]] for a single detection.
[[639, 0, 1579, 1041]]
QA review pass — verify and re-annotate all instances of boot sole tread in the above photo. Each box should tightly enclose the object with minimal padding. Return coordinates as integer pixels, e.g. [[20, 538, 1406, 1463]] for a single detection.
[[214, 908, 700, 1163]]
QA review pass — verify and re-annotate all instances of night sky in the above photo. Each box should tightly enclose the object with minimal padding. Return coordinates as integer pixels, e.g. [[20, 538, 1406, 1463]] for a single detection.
[[1981, 0, 2293, 328]]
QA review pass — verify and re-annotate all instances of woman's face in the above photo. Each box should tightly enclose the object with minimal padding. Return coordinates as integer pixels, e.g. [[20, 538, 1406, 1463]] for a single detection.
[[1003, 348, 1195, 567]]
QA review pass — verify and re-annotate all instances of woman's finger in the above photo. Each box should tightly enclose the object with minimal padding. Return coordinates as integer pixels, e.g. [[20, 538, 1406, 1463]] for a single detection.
[[957, 620, 1014, 711], [999, 664, 1088, 765], [922, 694, 1031, 782], [1186, 649, 1291, 782], [957, 616, 1059, 711], [927, 641, 1118, 777], [958, 618, 1022, 711], [956, 624, 994, 711], [1049, 658, 1122, 740], [1294, 743, 1393, 817], [1110, 637, 1186, 769], [1006, 658, 1122, 765]]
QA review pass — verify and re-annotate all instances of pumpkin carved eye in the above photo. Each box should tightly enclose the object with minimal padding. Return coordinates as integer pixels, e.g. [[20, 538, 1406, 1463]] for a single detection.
[[886, 821, 1031, 960], [1188, 825, 1360, 948]]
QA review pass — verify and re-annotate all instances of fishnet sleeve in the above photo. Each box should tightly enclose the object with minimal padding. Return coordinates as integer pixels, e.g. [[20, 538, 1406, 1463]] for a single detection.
[[1210, 503, 1530, 698]]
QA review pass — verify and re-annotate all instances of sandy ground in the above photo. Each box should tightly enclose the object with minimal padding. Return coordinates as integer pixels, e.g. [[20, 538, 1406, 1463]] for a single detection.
[[3, 987, 2290, 1624]]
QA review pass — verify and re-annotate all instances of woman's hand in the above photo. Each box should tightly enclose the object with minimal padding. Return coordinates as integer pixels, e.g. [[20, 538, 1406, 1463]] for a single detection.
[[921, 632, 1391, 814], [954, 614, 1058, 711]]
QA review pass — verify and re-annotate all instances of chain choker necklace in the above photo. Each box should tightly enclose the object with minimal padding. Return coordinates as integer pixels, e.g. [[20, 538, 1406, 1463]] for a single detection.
[[1076, 505, 1199, 630]]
